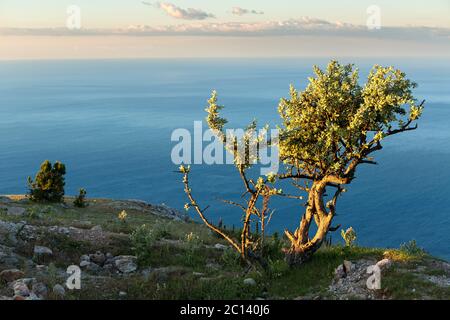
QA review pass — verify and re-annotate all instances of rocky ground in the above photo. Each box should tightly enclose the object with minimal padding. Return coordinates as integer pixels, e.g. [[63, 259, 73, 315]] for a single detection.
[[0, 195, 449, 300]]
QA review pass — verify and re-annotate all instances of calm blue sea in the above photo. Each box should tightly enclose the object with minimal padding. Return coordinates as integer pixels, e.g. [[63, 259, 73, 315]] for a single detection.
[[0, 58, 449, 259]]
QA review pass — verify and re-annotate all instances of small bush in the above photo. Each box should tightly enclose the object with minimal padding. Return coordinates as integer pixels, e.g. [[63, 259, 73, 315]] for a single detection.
[[73, 188, 87, 208], [399, 240, 427, 257], [184, 232, 203, 267], [28, 160, 66, 203], [341, 227, 357, 247], [130, 224, 170, 264], [221, 248, 241, 269]]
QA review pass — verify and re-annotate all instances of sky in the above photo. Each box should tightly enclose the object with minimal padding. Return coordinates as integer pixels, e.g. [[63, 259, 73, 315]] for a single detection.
[[0, 0, 449, 59]]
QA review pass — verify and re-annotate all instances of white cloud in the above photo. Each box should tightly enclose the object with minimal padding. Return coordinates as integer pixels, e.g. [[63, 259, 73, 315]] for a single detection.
[[1, 17, 449, 43], [142, 1, 215, 20], [231, 7, 264, 16]]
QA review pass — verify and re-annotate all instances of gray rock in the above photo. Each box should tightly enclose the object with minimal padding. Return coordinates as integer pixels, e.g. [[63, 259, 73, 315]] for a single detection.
[[243, 278, 256, 286], [79, 260, 90, 268], [80, 255, 90, 263], [33, 246, 53, 257], [5, 207, 26, 216], [89, 251, 106, 265], [13, 282, 30, 297], [32, 282, 48, 299], [86, 262, 101, 272], [334, 264, 346, 279], [91, 225, 103, 232], [53, 284, 65, 297], [214, 243, 228, 250], [114, 256, 137, 273]]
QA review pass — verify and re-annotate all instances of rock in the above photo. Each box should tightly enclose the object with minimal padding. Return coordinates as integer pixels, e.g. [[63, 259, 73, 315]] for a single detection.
[[334, 264, 346, 279], [53, 284, 65, 297], [0, 269, 25, 283], [89, 251, 106, 265], [5, 207, 26, 216], [119, 291, 127, 298], [86, 262, 101, 272], [80, 255, 90, 263], [91, 225, 103, 232], [343, 260, 353, 273], [214, 243, 228, 250], [26, 292, 41, 300], [243, 278, 256, 286], [32, 282, 48, 299], [36, 265, 47, 272], [13, 282, 30, 297], [376, 258, 392, 270], [114, 256, 137, 273], [193, 272, 205, 277], [80, 260, 90, 268], [33, 245, 53, 257], [206, 262, 221, 271]]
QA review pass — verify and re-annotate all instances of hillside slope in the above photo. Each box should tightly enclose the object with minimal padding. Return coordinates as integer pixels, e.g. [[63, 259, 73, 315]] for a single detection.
[[0, 195, 449, 300]]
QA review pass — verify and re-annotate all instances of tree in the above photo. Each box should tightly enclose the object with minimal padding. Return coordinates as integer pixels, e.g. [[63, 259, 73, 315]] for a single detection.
[[28, 160, 66, 203], [277, 61, 424, 265], [179, 92, 281, 268], [182, 60, 424, 267], [73, 188, 87, 208]]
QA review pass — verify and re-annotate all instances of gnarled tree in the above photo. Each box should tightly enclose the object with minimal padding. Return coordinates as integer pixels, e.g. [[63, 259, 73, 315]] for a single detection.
[[278, 61, 424, 265]]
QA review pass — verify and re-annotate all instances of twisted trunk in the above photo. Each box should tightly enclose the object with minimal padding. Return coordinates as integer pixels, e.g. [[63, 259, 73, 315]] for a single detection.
[[285, 180, 335, 266]]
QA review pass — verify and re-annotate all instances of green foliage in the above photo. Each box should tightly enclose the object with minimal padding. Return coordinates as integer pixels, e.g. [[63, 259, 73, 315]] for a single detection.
[[399, 240, 427, 257], [278, 60, 423, 178], [130, 224, 172, 265], [28, 160, 66, 203], [341, 227, 357, 247], [130, 224, 160, 264], [221, 248, 242, 269], [73, 188, 87, 208], [184, 232, 203, 267]]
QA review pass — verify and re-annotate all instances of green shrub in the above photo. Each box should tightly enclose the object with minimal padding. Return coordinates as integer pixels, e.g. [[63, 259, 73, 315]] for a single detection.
[[221, 248, 241, 269], [399, 240, 427, 257], [73, 188, 87, 208], [184, 232, 203, 267], [28, 160, 66, 203], [130, 224, 170, 264], [341, 227, 357, 247]]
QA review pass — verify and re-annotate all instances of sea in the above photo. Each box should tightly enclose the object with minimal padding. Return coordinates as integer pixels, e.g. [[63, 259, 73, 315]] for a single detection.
[[0, 58, 449, 259]]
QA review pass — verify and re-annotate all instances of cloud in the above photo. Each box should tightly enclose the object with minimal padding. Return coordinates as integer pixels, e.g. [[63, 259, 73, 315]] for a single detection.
[[1, 17, 449, 43], [142, 1, 215, 20], [231, 7, 264, 16]]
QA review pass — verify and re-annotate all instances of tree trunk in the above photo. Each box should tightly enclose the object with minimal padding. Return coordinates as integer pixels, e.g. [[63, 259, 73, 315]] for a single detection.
[[285, 181, 334, 266]]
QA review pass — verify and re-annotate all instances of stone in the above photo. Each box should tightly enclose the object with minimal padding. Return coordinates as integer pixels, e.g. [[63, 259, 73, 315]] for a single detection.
[[114, 256, 137, 273], [91, 225, 103, 232], [53, 284, 65, 297], [214, 243, 228, 250], [343, 260, 353, 273], [80, 260, 90, 268], [335, 264, 346, 279], [119, 291, 127, 298], [32, 282, 48, 299], [89, 251, 106, 265], [243, 278, 256, 286], [86, 262, 101, 272], [80, 255, 90, 262], [0, 269, 25, 283], [13, 282, 30, 297], [5, 207, 26, 216], [376, 258, 392, 270], [33, 245, 53, 257]]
